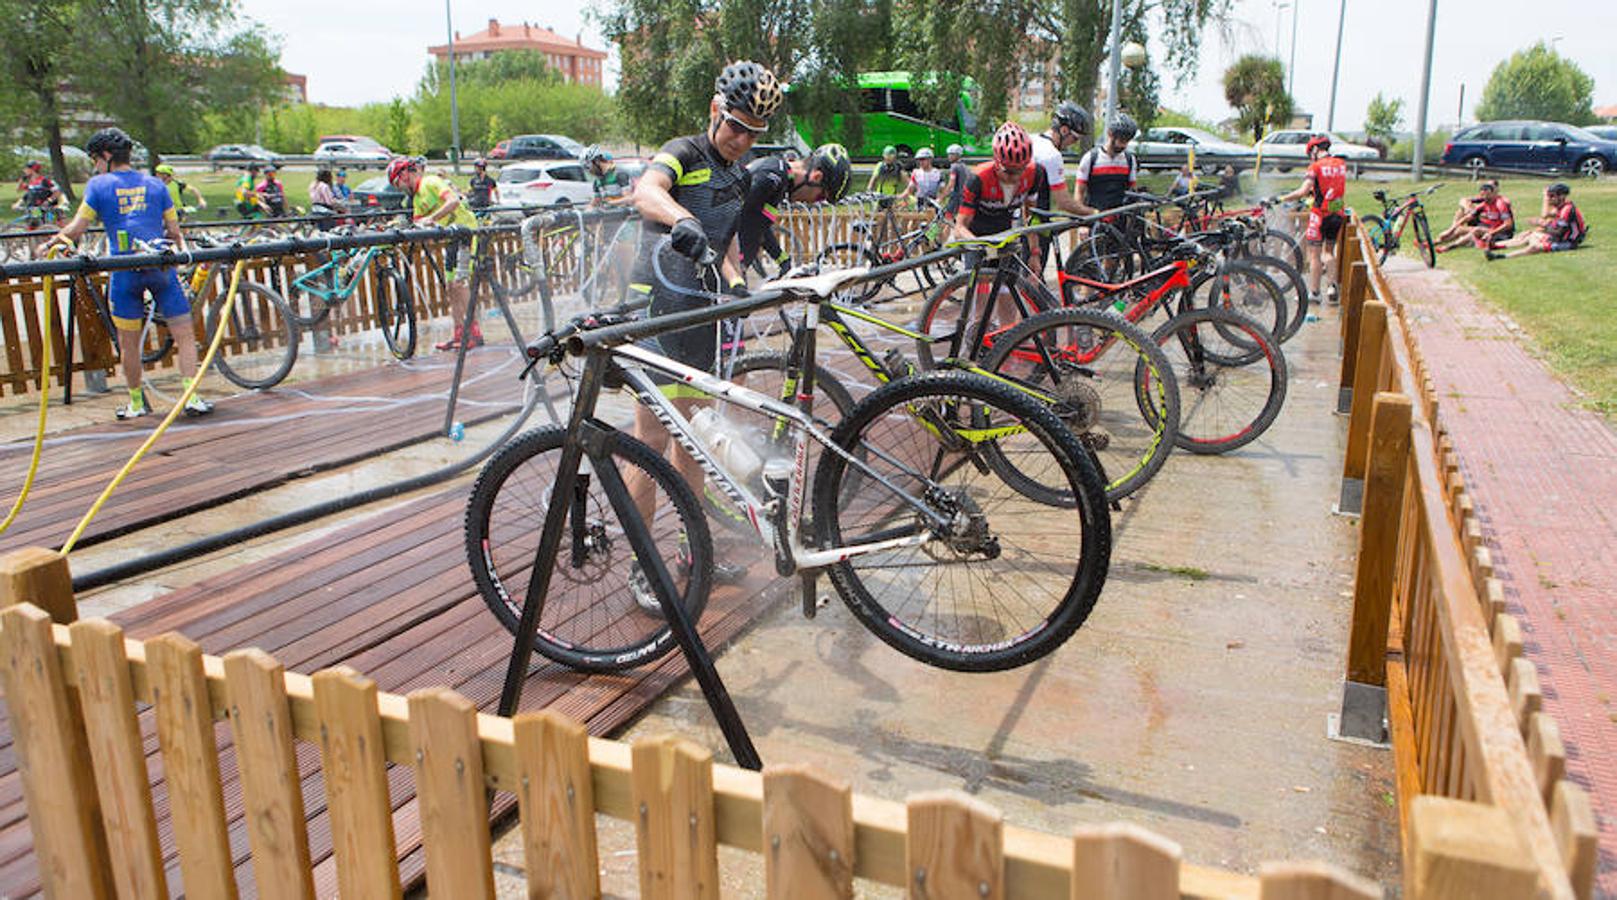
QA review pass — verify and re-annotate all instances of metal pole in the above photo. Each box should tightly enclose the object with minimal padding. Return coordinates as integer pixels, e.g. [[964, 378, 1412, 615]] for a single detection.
[[1412, 0, 1439, 180], [445, 0, 461, 174], [1105, 0, 1123, 125], [1287, 0, 1300, 99], [1457, 83, 1465, 127], [1325, 0, 1346, 130]]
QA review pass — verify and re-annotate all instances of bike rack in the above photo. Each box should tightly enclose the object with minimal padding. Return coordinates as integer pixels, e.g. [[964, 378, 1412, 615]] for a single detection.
[[493, 349, 762, 770]]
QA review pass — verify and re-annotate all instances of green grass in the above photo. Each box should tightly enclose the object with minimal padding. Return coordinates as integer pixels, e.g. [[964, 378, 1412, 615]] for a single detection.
[[1346, 177, 1617, 417]]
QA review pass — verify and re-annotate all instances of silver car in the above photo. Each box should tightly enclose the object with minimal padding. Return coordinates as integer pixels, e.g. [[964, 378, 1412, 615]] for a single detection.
[[1129, 127, 1255, 173], [312, 142, 391, 168]]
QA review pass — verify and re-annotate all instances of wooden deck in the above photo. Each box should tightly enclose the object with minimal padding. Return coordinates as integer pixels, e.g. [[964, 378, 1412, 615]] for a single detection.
[[0, 348, 522, 555], [0, 481, 781, 896]]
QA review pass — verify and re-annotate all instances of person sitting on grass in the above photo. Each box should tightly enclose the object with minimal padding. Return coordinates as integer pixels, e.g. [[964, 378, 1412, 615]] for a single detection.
[[1435, 179, 1512, 253], [1436, 191, 1486, 245], [1486, 182, 1586, 261]]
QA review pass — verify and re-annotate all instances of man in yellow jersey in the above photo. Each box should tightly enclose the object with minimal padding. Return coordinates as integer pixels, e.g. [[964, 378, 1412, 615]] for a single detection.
[[388, 156, 483, 350]]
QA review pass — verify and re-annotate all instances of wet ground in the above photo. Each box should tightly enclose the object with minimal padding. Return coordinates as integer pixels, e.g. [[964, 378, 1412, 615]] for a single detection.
[[0, 289, 1401, 895]]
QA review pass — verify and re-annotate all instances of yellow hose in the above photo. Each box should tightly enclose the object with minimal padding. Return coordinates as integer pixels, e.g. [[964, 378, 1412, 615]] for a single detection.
[[0, 248, 62, 536], [60, 259, 248, 555]]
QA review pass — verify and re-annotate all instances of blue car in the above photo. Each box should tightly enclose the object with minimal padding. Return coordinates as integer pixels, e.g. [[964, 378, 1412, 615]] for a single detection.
[[1442, 120, 1617, 177]]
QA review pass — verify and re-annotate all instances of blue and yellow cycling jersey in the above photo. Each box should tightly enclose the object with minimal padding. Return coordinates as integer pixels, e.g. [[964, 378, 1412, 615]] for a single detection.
[[78, 170, 176, 253]]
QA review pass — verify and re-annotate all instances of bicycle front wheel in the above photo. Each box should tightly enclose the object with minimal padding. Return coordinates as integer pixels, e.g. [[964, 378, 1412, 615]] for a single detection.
[[980, 307, 1180, 502], [811, 371, 1110, 672], [375, 268, 417, 359], [206, 282, 298, 390], [1148, 307, 1288, 454], [1414, 212, 1436, 268], [465, 426, 713, 673]]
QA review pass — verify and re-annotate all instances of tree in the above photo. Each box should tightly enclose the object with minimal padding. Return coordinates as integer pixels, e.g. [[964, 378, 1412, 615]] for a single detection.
[[69, 0, 283, 164], [1363, 92, 1403, 144], [0, 0, 82, 200], [385, 98, 412, 153], [1474, 42, 1595, 125], [1223, 55, 1291, 141]]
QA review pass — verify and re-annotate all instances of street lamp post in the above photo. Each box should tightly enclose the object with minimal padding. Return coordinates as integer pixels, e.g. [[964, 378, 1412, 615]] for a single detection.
[[1325, 0, 1347, 130], [1287, 0, 1300, 98], [445, 0, 461, 173], [1105, 0, 1123, 125], [1272, 1, 1290, 59], [1412, 0, 1438, 179]]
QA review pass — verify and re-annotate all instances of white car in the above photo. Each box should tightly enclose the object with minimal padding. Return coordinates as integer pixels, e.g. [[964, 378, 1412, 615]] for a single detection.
[[1256, 130, 1379, 170], [312, 142, 390, 168], [1129, 126, 1255, 172], [496, 160, 594, 208]]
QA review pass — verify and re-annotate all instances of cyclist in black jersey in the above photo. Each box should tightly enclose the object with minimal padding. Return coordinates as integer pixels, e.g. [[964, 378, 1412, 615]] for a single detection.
[[737, 143, 851, 272], [625, 60, 784, 597]]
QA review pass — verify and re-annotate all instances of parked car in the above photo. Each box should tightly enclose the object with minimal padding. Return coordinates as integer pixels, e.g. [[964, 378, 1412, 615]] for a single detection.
[[487, 140, 511, 160], [1256, 130, 1378, 170], [504, 134, 586, 161], [1587, 125, 1617, 142], [614, 157, 649, 187], [206, 144, 281, 169], [1129, 126, 1254, 172], [496, 160, 594, 207], [319, 134, 387, 152], [1441, 121, 1617, 177], [350, 176, 408, 211], [312, 142, 390, 168]]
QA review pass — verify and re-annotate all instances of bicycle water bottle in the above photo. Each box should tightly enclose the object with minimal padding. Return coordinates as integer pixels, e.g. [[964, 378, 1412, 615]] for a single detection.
[[690, 408, 763, 482], [449, 421, 466, 442]]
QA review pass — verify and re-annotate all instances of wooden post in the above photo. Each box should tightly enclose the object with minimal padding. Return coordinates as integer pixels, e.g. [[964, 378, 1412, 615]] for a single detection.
[[70, 619, 168, 900], [1345, 392, 1414, 686], [147, 632, 240, 900], [906, 790, 1003, 900], [1550, 781, 1597, 900], [632, 735, 719, 900], [762, 764, 855, 900], [1337, 262, 1371, 416], [1493, 614, 1523, 676], [513, 710, 601, 900], [1070, 822, 1179, 899], [1526, 714, 1566, 808], [1337, 301, 1390, 516], [1409, 796, 1537, 899], [1508, 658, 1543, 735], [224, 649, 316, 900], [0, 605, 115, 899], [408, 687, 496, 900], [0, 546, 78, 623], [313, 667, 403, 900], [1259, 860, 1379, 899]]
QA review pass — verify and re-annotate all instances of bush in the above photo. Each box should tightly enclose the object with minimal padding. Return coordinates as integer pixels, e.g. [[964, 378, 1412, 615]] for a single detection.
[[1387, 128, 1452, 164]]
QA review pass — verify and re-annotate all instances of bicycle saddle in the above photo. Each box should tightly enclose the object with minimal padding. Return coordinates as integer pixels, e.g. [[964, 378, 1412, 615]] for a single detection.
[[760, 267, 874, 298]]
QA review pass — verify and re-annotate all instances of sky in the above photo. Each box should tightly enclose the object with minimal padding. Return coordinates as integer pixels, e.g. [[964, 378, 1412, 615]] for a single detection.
[[240, 0, 1617, 134]]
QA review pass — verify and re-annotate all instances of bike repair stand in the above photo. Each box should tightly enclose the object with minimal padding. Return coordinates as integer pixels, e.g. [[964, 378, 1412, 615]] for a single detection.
[[441, 237, 538, 435], [494, 350, 762, 771]]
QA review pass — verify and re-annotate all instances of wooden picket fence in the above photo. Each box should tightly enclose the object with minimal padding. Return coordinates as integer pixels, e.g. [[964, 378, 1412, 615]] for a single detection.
[[0, 227, 590, 399], [0, 548, 1402, 899], [1331, 220, 1597, 899]]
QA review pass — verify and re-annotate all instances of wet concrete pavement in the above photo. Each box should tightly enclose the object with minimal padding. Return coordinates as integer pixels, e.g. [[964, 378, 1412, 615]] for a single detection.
[[0, 294, 1401, 895]]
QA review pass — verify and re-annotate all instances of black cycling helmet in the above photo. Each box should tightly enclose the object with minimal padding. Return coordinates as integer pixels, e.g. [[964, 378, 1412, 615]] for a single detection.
[[715, 60, 784, 121], [1547, 181, 1571, 196], [806, 143, 852, 201], [84, 127, 135, 162], [1052, 100, 1092, 136], [1106, 113, 1138, 143]]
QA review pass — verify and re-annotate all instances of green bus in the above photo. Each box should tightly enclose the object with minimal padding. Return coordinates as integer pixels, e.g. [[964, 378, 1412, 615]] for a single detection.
[[786, 71, 986, 159]]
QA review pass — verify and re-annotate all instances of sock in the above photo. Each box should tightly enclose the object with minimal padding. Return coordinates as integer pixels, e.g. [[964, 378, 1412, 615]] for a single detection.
[[128, 386, 145, 408]]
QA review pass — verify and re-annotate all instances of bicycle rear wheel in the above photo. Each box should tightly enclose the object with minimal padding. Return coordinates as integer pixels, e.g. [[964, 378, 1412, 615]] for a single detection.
[[1414, 211, 1437, 268], [283, 264, 335, 328], [206, 282, 298, 390], [1241, 253, 1308, 342], [375, 268, 417, 359], [1188, 260, 1288, 343], [815, 243, 884, 302], [1147, 307, 1287, 454], [811, 371, 1110, 672], [914, 269, 1057, 370], [465, 426, 713, 673], [980, 307, 1180, 502]]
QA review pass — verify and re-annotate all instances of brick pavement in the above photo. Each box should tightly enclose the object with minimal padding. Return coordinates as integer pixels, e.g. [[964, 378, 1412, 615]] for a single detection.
[[1389, 260, 1617, 894]]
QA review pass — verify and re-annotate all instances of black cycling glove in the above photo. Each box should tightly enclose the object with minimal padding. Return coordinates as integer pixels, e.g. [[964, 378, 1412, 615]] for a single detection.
[[670, 217, 710, 261]]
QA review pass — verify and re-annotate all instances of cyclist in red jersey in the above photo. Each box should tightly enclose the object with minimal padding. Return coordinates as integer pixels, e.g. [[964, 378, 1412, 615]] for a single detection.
[[1276, 134, 1347, 303], [952, 121, 1050, 327], [1435, 179, 1512, 252], [1486, 182, 1586, 260]]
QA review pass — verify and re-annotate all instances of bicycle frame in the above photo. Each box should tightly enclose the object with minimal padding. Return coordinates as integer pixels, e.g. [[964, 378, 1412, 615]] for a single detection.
[[291, 244, 385, 302]]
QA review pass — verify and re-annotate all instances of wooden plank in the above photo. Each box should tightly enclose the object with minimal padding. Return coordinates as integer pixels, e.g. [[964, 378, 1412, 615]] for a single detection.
[[1258, 861, 1379, 899], [0, 547, 78, 623], [223, 648, 315, 900], [0, 605, 113, 898], [633, 734, 719, 900], [906, 790, 1003, 900], [1410, 796, 1536, 898], [1347, 393, 1413, 686], [147, 632, 239, 899], [513, 710, 600, 900], [1549, 781, 1597, 900], [312, 667, 402, 900], [68, 619, 168, 899], [1526, 714, 1565, 809], [1385, 658, 1420, 864], [1069, 822, 1178, 900], [1343, 302, 1390, 481], [762, 763, 854, 900], [407, 687, 495, 900]]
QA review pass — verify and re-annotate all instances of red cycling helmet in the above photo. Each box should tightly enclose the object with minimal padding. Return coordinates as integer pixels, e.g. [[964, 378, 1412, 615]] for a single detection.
[[1305, 134, 1332, 154], [386, 155, 418, 186], [992, 122, 1033, 170]]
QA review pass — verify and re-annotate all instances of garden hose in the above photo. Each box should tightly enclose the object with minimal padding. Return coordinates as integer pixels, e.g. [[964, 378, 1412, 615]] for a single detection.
[[0, 247, 62, 536], [60, 259, 249, 555]]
